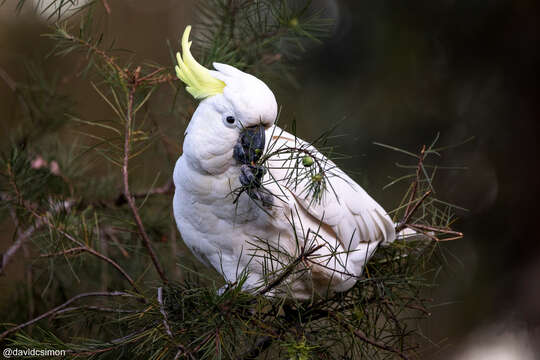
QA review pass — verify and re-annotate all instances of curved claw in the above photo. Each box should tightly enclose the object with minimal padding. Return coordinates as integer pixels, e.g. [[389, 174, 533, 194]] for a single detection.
[[240, 164, 264, 188], [240, 164, 256, 187]]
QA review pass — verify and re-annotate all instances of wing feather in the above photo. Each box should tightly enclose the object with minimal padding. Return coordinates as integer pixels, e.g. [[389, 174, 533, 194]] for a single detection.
[[265, 126, 396, 257]]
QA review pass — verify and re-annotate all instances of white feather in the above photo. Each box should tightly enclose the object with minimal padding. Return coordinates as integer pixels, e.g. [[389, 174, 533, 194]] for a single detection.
[[173, 63, 396, 299], [174, 124, 396, 299]]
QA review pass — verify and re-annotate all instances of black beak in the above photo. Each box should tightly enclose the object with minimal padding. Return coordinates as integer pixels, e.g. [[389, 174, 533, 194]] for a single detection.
[[233, 124, 273, 206], [233, 124, 266, 165]]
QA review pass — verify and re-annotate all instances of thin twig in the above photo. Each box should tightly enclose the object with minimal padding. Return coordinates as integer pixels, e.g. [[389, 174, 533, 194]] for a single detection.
[[0, 291, 134, 341], [157, 287, 173, 338], [331, 313, 410, 360], [122, 71, 168, 284], [350, 327, 410, 360], [55, 305, 138, 315], [101, 0, 111, 14], [1, 220, 44, 274], [0, 197, 74, 274], [62, 33, 124, 75], [403, 145, 425, 218], [395, 190, 432, 233], [157, 287, 193, 359], [395, 144, 434, 234], [39, 247, 86, 258], [115, 179, 174, 206], [0, 65, 16, 91], [408, 223, 464, 237], [68, 327, 154, 356], [4, 194, 140, 293], [53, 229, 141, 294], [104, 227, 130, 258], [257, 243, 324, 295]]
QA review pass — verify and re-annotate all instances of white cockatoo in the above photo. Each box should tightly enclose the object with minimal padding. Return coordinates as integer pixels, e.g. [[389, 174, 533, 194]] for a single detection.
[[173, 26, 399, 300]]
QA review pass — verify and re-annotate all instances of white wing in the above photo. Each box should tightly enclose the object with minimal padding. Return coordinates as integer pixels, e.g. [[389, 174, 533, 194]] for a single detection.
[[263, 126, 396, 290]]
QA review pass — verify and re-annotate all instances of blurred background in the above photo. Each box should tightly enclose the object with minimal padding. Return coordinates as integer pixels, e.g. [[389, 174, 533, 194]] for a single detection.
[[1, 0, 538, 358]]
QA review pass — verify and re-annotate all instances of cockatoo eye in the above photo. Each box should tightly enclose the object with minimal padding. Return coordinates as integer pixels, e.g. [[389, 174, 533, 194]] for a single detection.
[[226, 116, 235, 124]]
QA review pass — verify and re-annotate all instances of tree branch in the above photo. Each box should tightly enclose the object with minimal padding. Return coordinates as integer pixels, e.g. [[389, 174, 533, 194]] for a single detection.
[[157, 287, 173, 338], [1, 219, 43, 275], [40, 234, 140, 294], [395, 190, 432, 234], [0, 291, 135, 341], [0, 196, 74, 275], [122, 70, 168, 284], [331, 313, 410, 360], [257, 243, 324, 296], [115, 179, 174, 206]]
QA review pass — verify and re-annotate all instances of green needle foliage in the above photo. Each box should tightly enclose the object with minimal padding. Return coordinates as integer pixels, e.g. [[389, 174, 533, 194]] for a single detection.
[[0, 1, 465, 359]]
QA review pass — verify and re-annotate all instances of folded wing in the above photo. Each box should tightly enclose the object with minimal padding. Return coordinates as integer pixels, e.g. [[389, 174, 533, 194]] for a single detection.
[[264, 126, 396, 287]]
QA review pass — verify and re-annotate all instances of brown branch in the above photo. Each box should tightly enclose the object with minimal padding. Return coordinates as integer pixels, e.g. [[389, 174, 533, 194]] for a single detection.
[[395, 190, 432, 234], [1, 220, 43, 275], [331, 313, 410, 360], [351, 327, 409, 360], [157, 287, 193, 359], [55, 305, 137, 315], [66, 328, 154, 357], [0, 66, 16, 91], [408, 223, 464, 237], [157, 287, 173, 338], [133, 179, 175, 198], [0, 196, 74, 274], [406, 223, 463, 242], [191, 332, 215, 353], [2, 193, 140, 293], [64, 34, 124, 75], [241, 294, 386, 359], [39, 247, 86, 258], [122, 70, 168, 284], [72, 246, 137, 291], [403, 145, 425, 217], [0, 291, 134, 341], [101, 0, 111, 14], [257, 243, 324, 296], [44, 226, 141, 294], [115, 179, 174, 206], [145, 73, 177, 85], [395, 145, 433, 234], [103, 227, 130, 258]]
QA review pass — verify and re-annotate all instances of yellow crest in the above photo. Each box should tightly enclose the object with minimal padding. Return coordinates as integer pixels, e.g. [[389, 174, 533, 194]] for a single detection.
[[175, 26, 226, 100]]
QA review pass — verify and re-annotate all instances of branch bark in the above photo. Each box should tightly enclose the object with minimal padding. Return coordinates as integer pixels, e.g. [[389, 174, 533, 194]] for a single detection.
[[0, 291, 135, 341], [0, 197, 74, 275], [257, 243, 324, 296], [0, 220, 43, 275], [331, 313, 410, 360], [122, 72, 168, 284]]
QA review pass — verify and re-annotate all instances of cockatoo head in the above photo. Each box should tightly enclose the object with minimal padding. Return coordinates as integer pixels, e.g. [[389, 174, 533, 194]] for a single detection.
[[207, 62, 278, 130], [175, 26, 277, 174]]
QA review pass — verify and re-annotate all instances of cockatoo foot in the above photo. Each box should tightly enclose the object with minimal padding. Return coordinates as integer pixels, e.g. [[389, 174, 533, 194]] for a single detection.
[[234, 125, 274, 206], [239, 164, 273, 206], [240, 164, 264, 187]]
